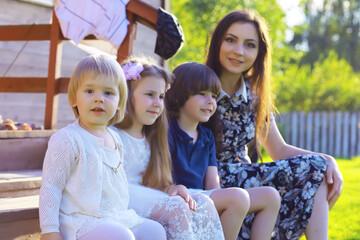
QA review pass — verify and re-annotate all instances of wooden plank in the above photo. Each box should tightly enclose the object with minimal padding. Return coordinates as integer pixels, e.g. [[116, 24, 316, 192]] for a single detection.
[[0, 77, 69, 93], [314, 111, 320, 152], [285, 112, 291, 143], [0, 77, 47, 92], [321, 111, 328, 154], [350, 112, 357, 158], [0, 24, 51, 41], [0, 130, 55, 139], [328, 111, 335, 156], [342, 111, 350, 158], [306, 111, 313, 151], [291, 112, 298, 146], [55, 77, 70, 94], [299, 111, 305, 149], [44, 11, 62, 129], [358, 112, 360, 156], [126, 0, 158, 28], [0, 138, 48, 171], [117, 12, 136, 63], [335, 111, 342, 157], [0, 24, 97, 41]]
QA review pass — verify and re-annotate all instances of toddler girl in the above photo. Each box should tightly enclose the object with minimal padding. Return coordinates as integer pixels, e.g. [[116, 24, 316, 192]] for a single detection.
[[39, 54, 166, 240]]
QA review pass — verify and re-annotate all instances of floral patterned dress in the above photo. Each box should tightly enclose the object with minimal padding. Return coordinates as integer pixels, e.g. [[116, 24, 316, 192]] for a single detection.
[[217, 79, 327, 240]]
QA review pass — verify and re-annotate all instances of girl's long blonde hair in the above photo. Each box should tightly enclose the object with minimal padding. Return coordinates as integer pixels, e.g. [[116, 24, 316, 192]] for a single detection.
[[114, 56, 173, 190], [206, 9, 276, 158]]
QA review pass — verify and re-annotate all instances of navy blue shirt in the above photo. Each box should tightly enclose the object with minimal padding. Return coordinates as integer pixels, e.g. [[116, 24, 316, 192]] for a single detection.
[[168, 119, 218, 189]]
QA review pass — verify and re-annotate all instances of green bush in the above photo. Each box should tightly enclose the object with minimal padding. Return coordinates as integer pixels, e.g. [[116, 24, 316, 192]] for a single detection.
[[274, 51, 360, 112]]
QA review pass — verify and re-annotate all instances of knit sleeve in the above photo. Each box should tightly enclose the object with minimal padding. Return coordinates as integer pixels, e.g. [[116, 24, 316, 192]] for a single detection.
[[39, 130, 77, 234]]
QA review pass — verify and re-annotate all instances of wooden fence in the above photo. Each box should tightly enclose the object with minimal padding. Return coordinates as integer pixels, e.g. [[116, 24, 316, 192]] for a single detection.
[[276, 111, 360, 159]]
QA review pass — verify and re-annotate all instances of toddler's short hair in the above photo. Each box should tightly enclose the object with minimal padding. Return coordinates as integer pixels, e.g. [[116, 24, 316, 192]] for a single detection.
[[68, 54, 127, 126]]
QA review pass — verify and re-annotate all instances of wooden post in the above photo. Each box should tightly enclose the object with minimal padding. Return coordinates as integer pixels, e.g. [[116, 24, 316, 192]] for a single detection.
[[306, 112, 313, 151], [117, 12, 136, 63], [321, 111, 328, 154], [44, 10, 63, 129]]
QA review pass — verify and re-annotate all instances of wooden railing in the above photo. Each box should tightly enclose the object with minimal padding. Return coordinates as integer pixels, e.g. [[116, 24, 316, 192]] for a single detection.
[[0, 0, 158, 129], [277, 111, 360, 159]]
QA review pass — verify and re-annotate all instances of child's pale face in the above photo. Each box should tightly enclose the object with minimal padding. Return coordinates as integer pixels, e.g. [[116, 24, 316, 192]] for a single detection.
[[180, 91, 217, 124], [132, 76, 166, 128], [73, 75, 120, 130], [219, 22, 259, 78]]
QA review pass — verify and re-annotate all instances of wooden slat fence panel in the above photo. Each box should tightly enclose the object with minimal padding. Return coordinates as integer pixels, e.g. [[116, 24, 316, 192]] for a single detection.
[[276, 111, 360, 158]]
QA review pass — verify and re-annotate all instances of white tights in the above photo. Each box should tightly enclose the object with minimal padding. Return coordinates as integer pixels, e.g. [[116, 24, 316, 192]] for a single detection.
[[79, 219, 166, 240]]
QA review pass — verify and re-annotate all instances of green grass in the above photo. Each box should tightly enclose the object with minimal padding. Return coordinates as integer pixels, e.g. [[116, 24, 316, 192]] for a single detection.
[[298, 157, 360, 240], [326, 157, 360, 240], [262, 155, 360, 239]]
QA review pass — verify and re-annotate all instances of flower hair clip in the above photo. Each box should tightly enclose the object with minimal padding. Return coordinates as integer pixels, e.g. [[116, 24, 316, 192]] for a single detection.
[[122, 62, 144, 81]]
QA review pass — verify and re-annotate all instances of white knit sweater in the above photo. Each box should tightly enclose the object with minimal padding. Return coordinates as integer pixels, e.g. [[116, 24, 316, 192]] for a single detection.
[[39, 121, 141, 238]]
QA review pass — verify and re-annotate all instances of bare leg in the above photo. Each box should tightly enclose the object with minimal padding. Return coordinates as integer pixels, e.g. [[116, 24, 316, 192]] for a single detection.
[[304, 180, 329, 240], [211, 188, 250, 240], [131, 218, 166, 240], [246, 187, 281, 240]]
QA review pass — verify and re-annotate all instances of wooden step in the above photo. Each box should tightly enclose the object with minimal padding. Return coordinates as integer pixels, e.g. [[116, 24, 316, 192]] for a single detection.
[[0, 195, 40, 240], [0, 170, 42, 198], [0, 130, 54, 171]]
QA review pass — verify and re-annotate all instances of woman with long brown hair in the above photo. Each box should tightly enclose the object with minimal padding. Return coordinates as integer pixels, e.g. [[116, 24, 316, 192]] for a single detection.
[[206, 9, 343, 240]]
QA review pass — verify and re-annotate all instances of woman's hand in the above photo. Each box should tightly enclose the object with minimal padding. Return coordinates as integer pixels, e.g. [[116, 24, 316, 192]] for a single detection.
[[164, 184, 197, 211], [323, 154, 343, 208], [40, 232, 62, 240]]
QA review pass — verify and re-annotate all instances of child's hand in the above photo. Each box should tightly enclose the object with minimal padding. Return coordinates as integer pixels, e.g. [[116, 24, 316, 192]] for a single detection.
[[164, 184, 197, 211], [40, 232, 62, 240]]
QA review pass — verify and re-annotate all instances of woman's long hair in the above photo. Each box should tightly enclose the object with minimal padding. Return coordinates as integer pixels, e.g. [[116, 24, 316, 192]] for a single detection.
[[115, 56, 173, 190], [206, 9, 276, 158]]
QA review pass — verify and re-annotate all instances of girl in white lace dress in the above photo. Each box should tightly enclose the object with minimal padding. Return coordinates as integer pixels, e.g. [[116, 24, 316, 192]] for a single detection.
[[113, 57, 225, 240], [39, 55, 166, 240]]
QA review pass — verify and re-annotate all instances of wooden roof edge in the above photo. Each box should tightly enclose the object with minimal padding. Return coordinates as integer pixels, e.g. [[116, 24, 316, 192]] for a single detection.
[[126, 0, 158, 29]]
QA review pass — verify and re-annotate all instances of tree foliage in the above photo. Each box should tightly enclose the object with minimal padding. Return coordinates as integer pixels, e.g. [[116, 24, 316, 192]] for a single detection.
[[169, 0, 287, 70], [274, 50, 360, 111], [169, 0, 360, 111], [290, 0, 360, 71]]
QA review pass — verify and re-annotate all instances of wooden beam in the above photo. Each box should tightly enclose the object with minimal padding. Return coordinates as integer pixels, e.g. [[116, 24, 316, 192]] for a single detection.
[[44, 11, 63, 129], [55, 77, 70, 94], [0, 77, 47, 92], [117, 12, 136, 63], [126, 0, 158, 29], [0, 24, 52, 41], [0, 77, 69, 93], [0, 25, 98, 41]]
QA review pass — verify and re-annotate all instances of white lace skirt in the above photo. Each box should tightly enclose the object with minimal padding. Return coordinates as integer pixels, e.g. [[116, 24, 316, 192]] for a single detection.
[[128, 183, 225, 240]]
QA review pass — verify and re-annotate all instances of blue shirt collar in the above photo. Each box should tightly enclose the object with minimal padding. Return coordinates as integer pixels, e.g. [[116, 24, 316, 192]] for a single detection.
[[169, 119, 209, 145]]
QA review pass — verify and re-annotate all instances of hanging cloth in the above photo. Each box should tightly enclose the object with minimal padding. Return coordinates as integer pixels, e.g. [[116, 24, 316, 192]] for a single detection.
[[54, 0, 130, 47]]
